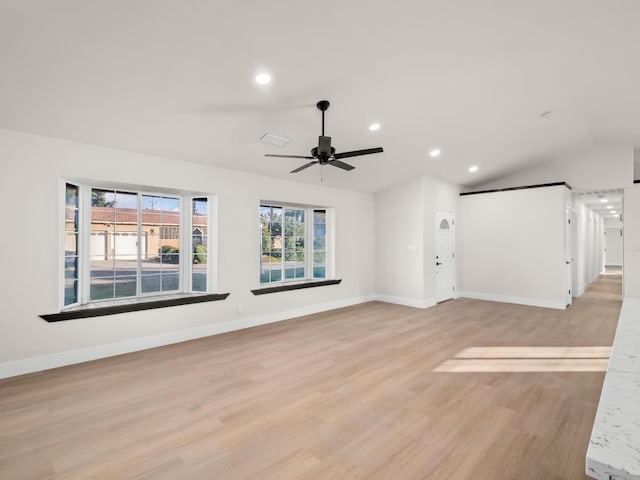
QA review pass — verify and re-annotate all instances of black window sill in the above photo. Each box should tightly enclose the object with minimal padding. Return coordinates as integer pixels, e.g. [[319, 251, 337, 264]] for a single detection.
[[40, 293, 230, 322], [251, 279, 342, 295]]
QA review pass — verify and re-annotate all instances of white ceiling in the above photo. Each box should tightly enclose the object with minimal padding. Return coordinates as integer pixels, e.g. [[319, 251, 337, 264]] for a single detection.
[[1, 1, 639, 193]]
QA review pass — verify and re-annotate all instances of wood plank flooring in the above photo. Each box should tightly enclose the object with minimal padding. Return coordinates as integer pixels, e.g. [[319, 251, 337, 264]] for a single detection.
[[0, 274, 622, 479]]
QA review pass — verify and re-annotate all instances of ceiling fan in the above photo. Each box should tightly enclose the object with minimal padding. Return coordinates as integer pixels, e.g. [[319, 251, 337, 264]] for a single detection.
[[264, 100, 384, 173]]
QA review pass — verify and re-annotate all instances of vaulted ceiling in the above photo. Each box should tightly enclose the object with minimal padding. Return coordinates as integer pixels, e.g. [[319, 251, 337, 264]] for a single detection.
[[1, 1, 639, 193]]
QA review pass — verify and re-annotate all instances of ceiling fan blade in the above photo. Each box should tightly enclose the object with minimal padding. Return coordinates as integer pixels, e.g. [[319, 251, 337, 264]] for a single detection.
[[329, 159, 355, 171], [334, 147, 384, 159], [290, 161, 318, 173], [265, 154, 315, 159]]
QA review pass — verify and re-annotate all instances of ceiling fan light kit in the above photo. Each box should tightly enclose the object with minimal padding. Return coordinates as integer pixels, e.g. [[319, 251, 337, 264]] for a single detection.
[[264, 100, 384, 175]]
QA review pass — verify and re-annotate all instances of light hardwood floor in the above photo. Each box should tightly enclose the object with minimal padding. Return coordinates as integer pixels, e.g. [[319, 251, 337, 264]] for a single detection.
[[0, 274, 622, 479]]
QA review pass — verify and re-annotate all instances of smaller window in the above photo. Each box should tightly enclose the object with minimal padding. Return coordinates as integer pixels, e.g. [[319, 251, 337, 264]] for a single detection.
[[260, 203, 328, 284], [439, 219, 450, 230]]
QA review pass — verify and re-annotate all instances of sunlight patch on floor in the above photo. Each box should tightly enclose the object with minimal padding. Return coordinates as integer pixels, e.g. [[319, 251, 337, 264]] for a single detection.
[[433, 346, 611, 372]]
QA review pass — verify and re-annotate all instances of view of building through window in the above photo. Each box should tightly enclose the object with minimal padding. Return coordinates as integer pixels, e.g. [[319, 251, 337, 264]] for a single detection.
[[63, 183, 210, 306], [260, 204, 327, 284]]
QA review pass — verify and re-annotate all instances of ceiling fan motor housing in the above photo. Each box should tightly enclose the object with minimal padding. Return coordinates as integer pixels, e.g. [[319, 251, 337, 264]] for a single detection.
[[318, 136, 332, 157]]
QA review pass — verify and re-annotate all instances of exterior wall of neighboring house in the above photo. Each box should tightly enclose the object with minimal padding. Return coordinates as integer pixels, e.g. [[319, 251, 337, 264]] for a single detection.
[[65, 207, 208, 261]]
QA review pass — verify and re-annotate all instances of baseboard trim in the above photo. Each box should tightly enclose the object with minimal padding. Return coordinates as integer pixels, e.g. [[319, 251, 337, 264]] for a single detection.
[[0, 294, 376, 380], [374, 294, 436, 309], [457, 291, 566, 310]]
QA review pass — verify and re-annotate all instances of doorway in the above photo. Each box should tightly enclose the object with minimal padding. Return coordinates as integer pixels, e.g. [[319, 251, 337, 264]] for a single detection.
[[435, 210, 455, 302], [565, 208, 576, 307], [605, 226, 623, 267]]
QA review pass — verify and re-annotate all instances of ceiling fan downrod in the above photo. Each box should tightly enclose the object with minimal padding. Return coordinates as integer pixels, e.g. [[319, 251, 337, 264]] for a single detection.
[[317, 100, 330, 136]]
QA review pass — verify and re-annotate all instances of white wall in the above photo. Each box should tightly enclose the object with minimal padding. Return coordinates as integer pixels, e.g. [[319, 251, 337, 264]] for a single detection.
[[0, 129, 376, 377], [374, 174, 459, 307], [477, 147, 634, 191], [374, 177, 425, 305], [457, 186, 567, 309], [624, 186, 640, 298]]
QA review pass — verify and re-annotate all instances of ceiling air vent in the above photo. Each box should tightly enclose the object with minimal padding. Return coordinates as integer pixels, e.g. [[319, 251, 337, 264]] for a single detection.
[[259, 132, 290, 147]]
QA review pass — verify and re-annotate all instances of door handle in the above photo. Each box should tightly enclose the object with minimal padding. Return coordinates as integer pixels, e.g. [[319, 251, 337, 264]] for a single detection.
[[566, 261, 571, 265], [436, 262, 442, 266]]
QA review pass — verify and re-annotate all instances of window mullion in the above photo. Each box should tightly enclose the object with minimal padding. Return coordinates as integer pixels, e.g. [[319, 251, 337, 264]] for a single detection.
[[80, 184, 91, 305], [306, 208, 312, 280], [183, 196, 191, 293], [136, 193, 142, 297]]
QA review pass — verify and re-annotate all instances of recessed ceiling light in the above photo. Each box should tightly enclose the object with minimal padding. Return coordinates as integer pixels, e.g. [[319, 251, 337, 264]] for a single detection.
[[429, 149, 441, 158], [255, 73, 271, 85], [606, 205, 613, 209], [600, 198, 608, 203], [468, 165, 479, 173], [369, 123, 381, 131]]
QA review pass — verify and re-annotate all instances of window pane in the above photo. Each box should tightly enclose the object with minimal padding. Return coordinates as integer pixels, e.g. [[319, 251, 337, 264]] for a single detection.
[[65, 232, 78, 256], [193, 256, 207, 292], [193, 246, 207, 264], [161, 253, 180, 267], [115, 191, 137, 209], [269, 222, 282, 236], [64, 255, 78, 278], [64, 281, 78, 306], [64, 255, 78, 305], [141, 195, 162, 210], [65, 207, 78, 231], [162, 272, 179, 291], [161, 197, 180, 212], [271, 207, 282, 222], [90, 277, 115, 301], [314, 210, 326, 224], [90, 189, 116, 302], [141, 274, 161, 293], [114, 257, 137, 277], [115, 276, 137, 298], [91, 260, 114, 279], [285, 265, 295, 279], [270, 268, 282, 282], [113, 230, 138, 259], [92, 189, 115, 207], [313, 236, 325, 250], [314, 223, 326, 237], [144, 234, 160, 262], [313, 251, 326, 263], [65, 184, 78, 207], [313, 266, 326, 279]]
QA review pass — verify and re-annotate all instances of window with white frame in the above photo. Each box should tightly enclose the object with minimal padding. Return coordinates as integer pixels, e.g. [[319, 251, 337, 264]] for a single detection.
[[63, 181, 212, 308], [259, 203, 329, 284]]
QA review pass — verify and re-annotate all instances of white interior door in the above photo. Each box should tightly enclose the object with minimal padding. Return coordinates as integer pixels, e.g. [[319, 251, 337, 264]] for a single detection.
[[605, 227, 623, 266], [570, 209, 578, 297], [435, 211, 455, 302]]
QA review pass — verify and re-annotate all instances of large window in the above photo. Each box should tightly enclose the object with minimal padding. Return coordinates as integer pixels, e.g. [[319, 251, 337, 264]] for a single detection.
[[63, 181, 211, 308], [259, 203, 328, 284]]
